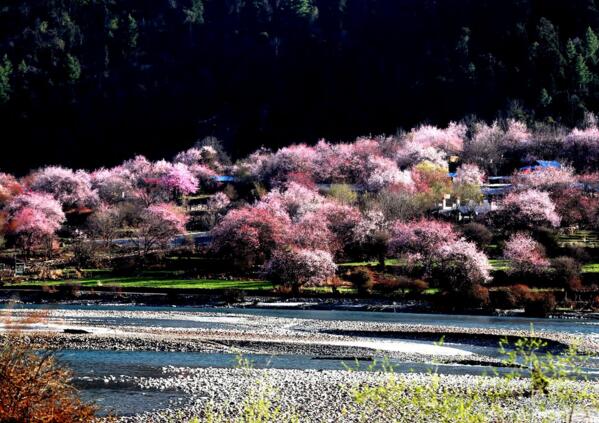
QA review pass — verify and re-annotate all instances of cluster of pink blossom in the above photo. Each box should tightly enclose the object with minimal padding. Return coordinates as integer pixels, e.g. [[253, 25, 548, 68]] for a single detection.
[[207, 192, 231, 213], [463, 120, 533, 172], [469, 120, 531, 151], [210, 206, 292, 267], [28, 166, 99, 210], [238, 126, 468, 191], [258, 144, 319, 185], [395, 143, 448, 168], [512, 166, 577, 190], [0, 173, 22, 204], [503, 233, 550, 274], [131, 203, 189, 257], [173, 146, 222, 186], [210, 182, 367, 286], [437, 239, 492, 284], [454, 163, 485, 186], [498, 189, 561, 229], [24, 156, 200, 214], [405, 122, 466, 153], [389, 219, 490, 285], [352, 209, 389, 246], [364, 156, 413, 191], [551, 187, 599, 227], [146, 203, 188, 233], [504, 119, 533, 146], [2, 118, 598, 282], [263, 247, 337, 291], [91, 167, 136, 203], [6, 192, 65, 251], [389, 219, 458, 255], [259, 182, 326, 220], [563, 126, 599, 170], [0, 151, 205, 253], [212, 182, 365, 259], [311, 202, 363, 250], [121, 156, 198, 204], [174, 145, 222, 171]]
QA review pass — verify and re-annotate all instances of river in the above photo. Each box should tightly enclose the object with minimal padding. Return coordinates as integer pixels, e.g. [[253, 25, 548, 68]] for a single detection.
[[2, 304, 598, 416]]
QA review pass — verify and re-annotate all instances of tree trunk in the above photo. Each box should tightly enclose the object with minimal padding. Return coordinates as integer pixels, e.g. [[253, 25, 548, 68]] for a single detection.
[[378, 251, 386, 270]]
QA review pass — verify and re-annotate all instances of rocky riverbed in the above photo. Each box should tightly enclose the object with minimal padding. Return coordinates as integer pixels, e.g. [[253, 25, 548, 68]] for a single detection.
[[1, 306, 598, 420], [110, 368, 599, 423]]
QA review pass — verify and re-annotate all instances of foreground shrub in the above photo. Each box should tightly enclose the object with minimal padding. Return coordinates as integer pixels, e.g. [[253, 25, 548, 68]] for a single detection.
[[324, 276, 347, 295], [135, 203, 188, 260], [531, 227, 561, 257], [0, 334, 96, 422]]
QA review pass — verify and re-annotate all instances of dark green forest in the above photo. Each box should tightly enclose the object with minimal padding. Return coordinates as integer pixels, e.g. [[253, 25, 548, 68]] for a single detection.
[[2, 0, 599, 173]]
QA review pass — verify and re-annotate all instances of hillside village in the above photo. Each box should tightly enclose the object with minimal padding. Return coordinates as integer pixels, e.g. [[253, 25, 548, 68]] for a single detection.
[[0, 120, 599, 315]]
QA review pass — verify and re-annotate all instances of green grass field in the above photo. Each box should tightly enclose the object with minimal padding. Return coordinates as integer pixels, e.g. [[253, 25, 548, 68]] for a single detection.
[[582, 263, 599, 273], [10, 256, 599, 292], [558, 229, 599, 248], [338, 258, 404, 267], [489, 259, 510, 271], [490, 260, 599, 273], [15, 276, 273, 290]]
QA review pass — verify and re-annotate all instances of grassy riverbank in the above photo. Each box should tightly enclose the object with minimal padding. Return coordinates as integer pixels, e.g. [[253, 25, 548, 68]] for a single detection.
[[12, 276, 273, 290]]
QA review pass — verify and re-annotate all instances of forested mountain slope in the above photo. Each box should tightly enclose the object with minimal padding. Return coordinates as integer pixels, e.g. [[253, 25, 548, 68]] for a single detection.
[[1, 0, 599, 172]]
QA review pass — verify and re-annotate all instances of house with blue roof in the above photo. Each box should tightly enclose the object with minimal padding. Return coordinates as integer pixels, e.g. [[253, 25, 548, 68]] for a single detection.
[[519, 160, 561, 173], [212, 175, 238, 183]]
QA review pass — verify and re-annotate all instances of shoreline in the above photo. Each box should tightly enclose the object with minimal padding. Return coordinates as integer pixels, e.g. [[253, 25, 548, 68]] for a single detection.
[[2, 293, 599, 321]]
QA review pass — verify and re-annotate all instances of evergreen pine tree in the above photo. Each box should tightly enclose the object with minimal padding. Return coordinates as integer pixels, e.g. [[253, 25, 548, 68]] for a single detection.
[[585, 26, 599, 64], [576, 54, 592, 90], [0, 55, 12, 104], [184, 0, 204, 25]]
